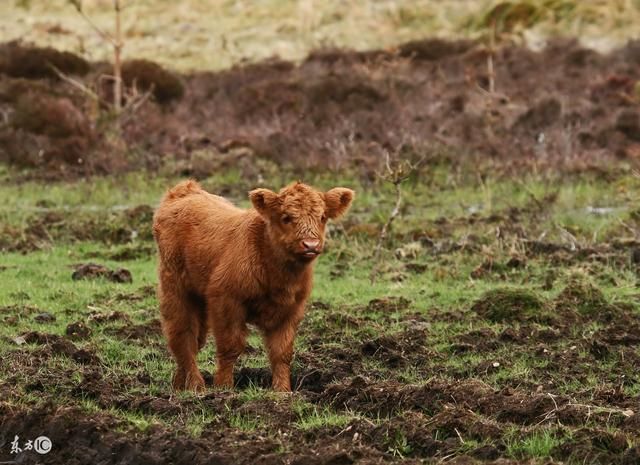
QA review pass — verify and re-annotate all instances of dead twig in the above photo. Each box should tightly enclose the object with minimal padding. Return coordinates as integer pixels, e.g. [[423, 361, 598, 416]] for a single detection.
[[567, 403, 634, 417], [369, 150, 425, 284], [118, 82, 154, 124], [48, 64, 105, 104]]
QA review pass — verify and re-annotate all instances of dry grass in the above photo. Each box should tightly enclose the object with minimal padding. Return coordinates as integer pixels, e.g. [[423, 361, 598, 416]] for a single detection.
[[467, 0, 640, 51], [2, 0, 639, 71]]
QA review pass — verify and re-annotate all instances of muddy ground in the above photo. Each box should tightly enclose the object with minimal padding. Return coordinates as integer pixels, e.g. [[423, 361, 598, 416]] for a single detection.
[[1, 37, 640, 179], [1, 275, 639, 464]]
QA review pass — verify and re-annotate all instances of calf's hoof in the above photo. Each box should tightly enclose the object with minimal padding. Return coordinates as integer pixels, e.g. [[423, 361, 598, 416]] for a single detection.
[[172, 369, 186, 391], [185, 371, 206, 392], [214, 372, 234, 389], [173, 369, 205, 392], [272, 382, 292, 393]]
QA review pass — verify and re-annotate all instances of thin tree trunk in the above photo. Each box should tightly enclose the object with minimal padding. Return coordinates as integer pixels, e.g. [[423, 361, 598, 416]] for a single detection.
[[113, 0, 123, 114], [487, 20, 496, 94]]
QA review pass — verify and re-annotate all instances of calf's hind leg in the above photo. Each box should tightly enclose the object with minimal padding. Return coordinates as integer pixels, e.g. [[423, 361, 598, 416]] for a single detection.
[[159, 283, 206, 392]]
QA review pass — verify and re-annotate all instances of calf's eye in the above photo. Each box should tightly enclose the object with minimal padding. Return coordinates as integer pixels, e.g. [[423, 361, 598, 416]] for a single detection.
[[282, 215, 292, 224], [321, 214, 327, 223]]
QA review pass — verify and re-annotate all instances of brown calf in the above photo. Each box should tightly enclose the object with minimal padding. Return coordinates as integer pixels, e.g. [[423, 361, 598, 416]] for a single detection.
[[153, 180, 354, 392]]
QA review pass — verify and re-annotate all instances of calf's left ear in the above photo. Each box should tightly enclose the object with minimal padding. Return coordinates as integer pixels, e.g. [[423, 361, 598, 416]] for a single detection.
[[324, 188, 355, 219]]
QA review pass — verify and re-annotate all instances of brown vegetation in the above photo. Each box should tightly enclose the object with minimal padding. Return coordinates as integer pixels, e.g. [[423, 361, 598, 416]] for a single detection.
[[121, 59, 184, 104], [2, 38, 640, 178], [0, 42, 90, 79]]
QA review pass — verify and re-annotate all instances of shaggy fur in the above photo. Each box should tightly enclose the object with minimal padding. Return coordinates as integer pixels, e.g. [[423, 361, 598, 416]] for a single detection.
[[153, 180, 354, 392]]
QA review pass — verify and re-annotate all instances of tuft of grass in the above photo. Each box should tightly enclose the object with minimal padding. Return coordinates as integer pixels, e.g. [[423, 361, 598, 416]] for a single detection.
[[227, 410, 263, 432], [387, 429, 413, 458], [505, 428, 563, 459], [293, 401, 354, 431]]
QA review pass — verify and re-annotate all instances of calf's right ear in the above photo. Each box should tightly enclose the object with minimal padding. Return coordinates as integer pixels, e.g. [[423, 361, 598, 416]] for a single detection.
[[249, 188, 279, 216]]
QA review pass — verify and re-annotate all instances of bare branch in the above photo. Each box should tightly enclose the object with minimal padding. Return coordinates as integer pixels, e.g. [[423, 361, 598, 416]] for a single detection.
[[118, 85, 154, 124], [48, 64, 103, 103], [71, 2, 117, 47], [370, 150, 424, 284]]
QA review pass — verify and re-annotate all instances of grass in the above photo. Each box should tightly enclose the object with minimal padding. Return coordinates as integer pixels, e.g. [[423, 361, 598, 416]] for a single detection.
[[1, 167, 639, 462], [387, 430, 413, 458], [293, 401, 353, 430], [227, 410, 264, 432], [3, 0, 640, 72], [506, 428, 563, 459]]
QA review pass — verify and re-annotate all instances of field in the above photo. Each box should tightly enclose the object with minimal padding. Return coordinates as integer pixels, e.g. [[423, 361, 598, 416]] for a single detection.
[[2, 1, 640, 464], [4, 0, 640, 70]]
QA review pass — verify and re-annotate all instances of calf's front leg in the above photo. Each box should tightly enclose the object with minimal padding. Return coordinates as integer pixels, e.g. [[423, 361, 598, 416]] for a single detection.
[[209, 297, 248, 389], [264, 316, 301, 392]]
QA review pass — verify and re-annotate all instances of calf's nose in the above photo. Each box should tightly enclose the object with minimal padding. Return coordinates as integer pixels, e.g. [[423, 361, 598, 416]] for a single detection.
[[302, 239, 320, 251]]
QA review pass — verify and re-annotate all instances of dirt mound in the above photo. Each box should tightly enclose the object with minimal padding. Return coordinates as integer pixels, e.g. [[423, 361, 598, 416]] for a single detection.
[[65, 321, 92, 340], [0, 42, 90, 79], [397, 38, 475, 61], [552, 428, 630, 464], [14, 331, 98, 365], [471, 288, 551, 323], [553, 276, 608, 316], [121, 59, 184, 104], [72, 263, 133, 283], [2, 38, 640, 178]]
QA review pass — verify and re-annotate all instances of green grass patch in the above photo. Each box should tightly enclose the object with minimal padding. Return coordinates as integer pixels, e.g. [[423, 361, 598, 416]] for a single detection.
[[505, 429, 563, 460]]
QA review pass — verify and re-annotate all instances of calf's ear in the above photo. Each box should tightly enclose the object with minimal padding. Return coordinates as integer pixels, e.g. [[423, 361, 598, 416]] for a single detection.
[[249, 188, 279, 216], [324, 188, 355, 219]]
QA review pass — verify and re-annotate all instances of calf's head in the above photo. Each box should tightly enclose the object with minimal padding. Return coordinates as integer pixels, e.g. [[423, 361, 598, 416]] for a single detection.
[[250, 182, 354, 262]]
